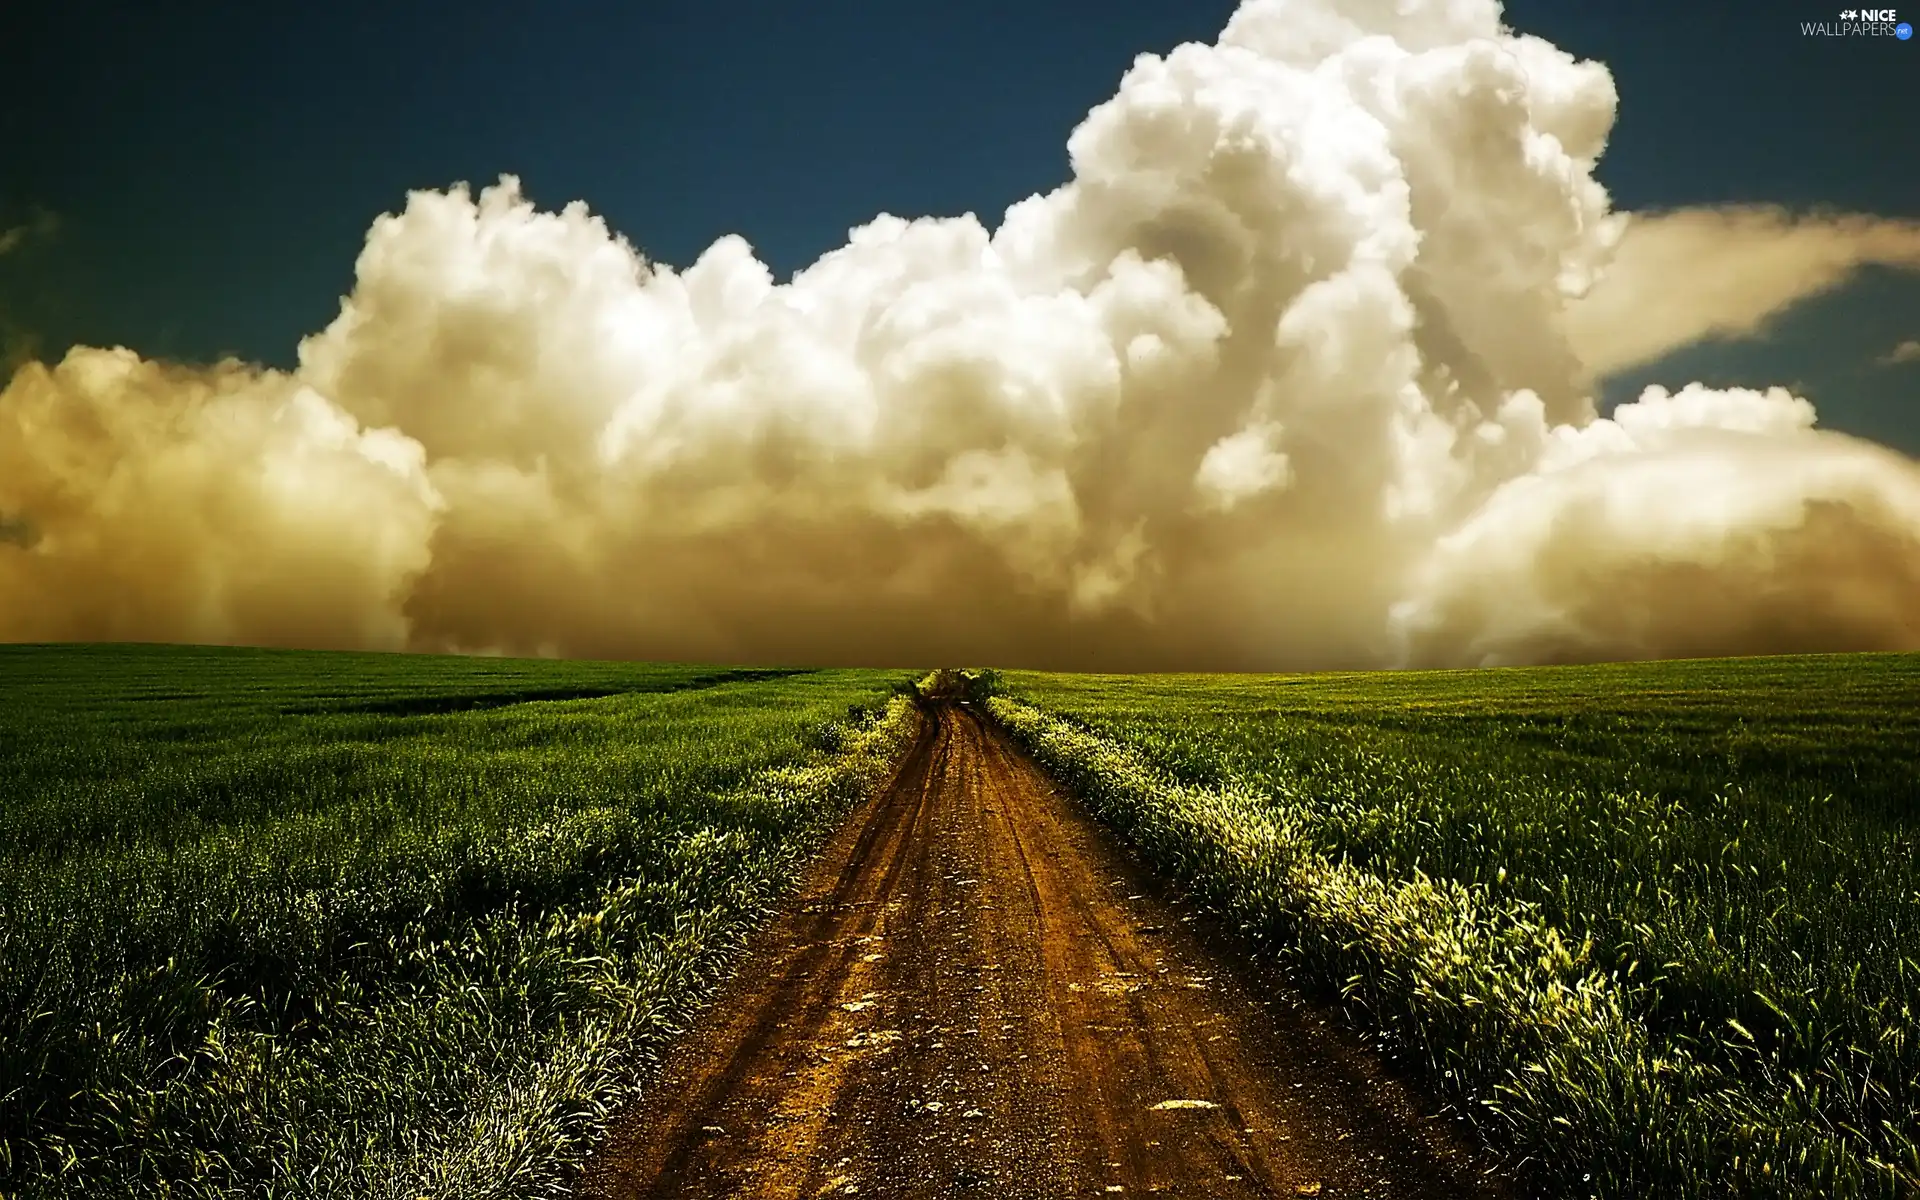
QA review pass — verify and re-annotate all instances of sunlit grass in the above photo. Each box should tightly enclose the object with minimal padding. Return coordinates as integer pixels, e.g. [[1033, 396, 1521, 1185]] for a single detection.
[[987, 654, 1920, 1199], [0, 644, 920, 1198]]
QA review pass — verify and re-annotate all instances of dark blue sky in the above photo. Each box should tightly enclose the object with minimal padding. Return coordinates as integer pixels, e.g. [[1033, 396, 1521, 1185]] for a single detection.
[[3, 0, 1916, 445]]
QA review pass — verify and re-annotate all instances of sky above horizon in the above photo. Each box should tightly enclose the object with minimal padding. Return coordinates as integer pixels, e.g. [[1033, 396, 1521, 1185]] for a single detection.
[[2, 0, 1918, 669], [3, 0, 1916, 447]]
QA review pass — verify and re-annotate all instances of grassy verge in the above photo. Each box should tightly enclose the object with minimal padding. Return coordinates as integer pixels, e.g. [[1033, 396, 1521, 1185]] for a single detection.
[[0, 645, 922, 1198], [984, 655, 1920, 1199]]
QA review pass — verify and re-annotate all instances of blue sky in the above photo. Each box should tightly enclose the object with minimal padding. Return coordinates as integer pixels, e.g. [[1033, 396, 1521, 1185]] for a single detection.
[[3, 0, 1916, 446]]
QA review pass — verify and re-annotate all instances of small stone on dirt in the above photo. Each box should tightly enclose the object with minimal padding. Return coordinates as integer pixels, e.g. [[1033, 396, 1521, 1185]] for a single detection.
[[844, 1030, 902, 1048], [1151, 1099, 1220, 1110]]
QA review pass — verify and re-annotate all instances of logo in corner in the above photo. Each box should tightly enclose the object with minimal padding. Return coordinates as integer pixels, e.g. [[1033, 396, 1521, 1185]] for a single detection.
[[1805, 8, 1909, 34]]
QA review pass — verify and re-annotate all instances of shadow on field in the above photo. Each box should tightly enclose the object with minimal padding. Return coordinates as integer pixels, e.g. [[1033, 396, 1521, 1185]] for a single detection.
[[283, 668, 814, 717]]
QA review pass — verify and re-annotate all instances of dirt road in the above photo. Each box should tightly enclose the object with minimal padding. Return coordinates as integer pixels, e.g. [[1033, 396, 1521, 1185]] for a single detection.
[[580, 702, 1501, 1199]]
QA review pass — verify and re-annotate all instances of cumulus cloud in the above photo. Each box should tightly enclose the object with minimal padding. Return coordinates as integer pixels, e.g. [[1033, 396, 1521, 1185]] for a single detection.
[[0, 351, 437, 649], [1391, 384, 1920, 665], [1566, 207, 1920, 377], [3, 0, 1919, 669]]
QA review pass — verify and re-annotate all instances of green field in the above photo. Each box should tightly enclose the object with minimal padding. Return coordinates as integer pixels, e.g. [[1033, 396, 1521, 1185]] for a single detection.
[[0, 645, 918, 1199], [12, 647, 1918, 1198], [987, 655, 1920, 1198]]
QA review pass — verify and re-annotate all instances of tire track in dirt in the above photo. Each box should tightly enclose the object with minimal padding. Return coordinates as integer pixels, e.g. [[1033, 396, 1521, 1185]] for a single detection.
[[580, 701, 1503, 1199]]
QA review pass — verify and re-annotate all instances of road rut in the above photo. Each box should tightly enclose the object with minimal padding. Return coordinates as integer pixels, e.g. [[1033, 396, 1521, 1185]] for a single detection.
[[580, 702, 1500, 1199]]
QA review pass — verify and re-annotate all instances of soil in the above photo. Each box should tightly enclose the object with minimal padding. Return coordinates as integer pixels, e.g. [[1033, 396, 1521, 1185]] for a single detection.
[[578, 701, 1507, 1199]]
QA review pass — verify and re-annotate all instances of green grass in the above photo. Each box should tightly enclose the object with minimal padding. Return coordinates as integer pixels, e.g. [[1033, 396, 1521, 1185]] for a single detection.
[[0, 644, 920, 1199], [988, 655, 1920, 1199]]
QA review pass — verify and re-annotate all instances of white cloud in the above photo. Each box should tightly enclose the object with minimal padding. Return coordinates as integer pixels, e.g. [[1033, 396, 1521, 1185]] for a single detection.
[[1880, 339, 1920, 366], [1565, 207, 1920, 377], [4, 0, 1919, 669]]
